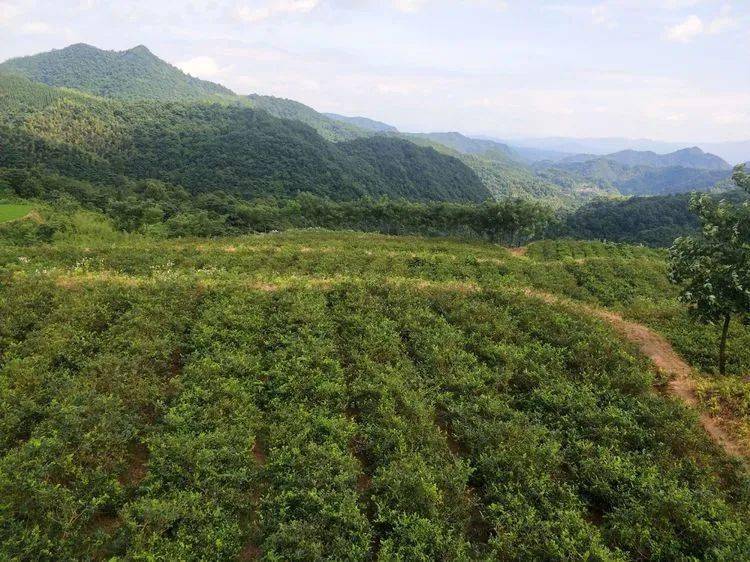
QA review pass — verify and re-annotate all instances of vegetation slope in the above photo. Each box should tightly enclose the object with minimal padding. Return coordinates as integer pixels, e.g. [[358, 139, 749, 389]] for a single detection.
[[0, 222, 748, 560], [0, 75, 490, 203]]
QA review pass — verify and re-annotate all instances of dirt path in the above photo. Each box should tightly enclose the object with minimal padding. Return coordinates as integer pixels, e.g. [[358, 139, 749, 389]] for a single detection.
[[522, 288, 746, 459], [507, 246, 528, 257]]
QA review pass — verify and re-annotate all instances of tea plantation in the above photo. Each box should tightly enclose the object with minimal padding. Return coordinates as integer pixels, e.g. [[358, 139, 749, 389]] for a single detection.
[[1, 230, 749, 560]]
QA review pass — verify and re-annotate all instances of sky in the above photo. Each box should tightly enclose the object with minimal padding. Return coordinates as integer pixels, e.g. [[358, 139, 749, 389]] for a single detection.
[[1, 0, 748, 142]]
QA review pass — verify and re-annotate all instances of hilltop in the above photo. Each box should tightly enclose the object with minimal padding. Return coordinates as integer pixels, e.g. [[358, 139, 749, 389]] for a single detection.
[[0, 43, 234, 101]]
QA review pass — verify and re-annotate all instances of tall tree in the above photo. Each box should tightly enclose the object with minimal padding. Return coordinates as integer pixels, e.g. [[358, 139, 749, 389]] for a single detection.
[[668, 165, 750, 375]]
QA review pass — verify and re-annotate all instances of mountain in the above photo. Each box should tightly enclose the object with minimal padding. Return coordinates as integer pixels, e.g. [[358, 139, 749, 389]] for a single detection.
[[0, 43, 372, 143], [0, 43, 234, 101], [0, 74, 490, 203], [561, 147, 731, 171], [323, 113, 398, 133]]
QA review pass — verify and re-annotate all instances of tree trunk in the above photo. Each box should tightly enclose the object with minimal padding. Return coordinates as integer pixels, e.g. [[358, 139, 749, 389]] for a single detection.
[[719, 314, 731, 376]]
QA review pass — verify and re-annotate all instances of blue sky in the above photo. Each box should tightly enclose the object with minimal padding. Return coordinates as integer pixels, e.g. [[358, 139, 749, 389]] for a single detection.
[[1, 1, 748, 142]]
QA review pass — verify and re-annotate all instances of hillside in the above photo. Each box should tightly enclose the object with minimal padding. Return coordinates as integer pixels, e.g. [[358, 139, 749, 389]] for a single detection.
[[247, 95, 368, 141], [0, 43, 234, 101], [406, 132, 517, 161], [324, 113, 397, 133], [398, 131, 597, 205], [504, 137, 750, 165], [0, 227, 748, 560], [0, 75, 490, 203]]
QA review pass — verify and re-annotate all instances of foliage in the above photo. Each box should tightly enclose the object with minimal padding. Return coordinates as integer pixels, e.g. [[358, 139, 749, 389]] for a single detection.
[[551, 191, 749, 247], [668, 166, 750, 374], [323, 112, 397, 133], [0, 168, 551, 243], [0, 43, 386, 144]]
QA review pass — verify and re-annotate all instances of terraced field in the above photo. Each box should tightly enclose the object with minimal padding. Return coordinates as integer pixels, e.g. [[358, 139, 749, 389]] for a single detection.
[[1, 231, 749, 560]]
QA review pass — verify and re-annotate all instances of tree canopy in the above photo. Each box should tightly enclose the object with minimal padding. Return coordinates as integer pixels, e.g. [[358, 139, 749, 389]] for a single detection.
[[669, 165, 750, 374]]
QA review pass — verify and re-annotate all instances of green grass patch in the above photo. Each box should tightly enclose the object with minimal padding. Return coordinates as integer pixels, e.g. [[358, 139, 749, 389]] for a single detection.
[[0, 204, 33, 223]]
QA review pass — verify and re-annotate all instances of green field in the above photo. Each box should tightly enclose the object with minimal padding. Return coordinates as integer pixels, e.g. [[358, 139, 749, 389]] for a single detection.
[[1, 230, 749, 560], [0, 204, 32, 223]]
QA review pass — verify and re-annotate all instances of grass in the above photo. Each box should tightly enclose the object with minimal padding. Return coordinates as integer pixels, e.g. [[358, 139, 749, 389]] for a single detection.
[[0, 230, 749, 560], [0, 204, 32, 223]]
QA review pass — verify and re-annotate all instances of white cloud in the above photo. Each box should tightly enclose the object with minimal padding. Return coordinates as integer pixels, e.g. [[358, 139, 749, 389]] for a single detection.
[[20, 21, 52, 34], [0, 1, 19, 25], [665, 6, 737, 42], [665, 14, 703, 42], [176, 55, 226, 78], [591, 4, 615, 27], [235, 0, 320, 23], [708, 5, 737, 34], [391, 0, 428, 13]]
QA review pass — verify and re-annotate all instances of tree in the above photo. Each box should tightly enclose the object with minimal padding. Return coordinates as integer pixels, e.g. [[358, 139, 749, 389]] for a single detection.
[[668, 165, 750, 375]]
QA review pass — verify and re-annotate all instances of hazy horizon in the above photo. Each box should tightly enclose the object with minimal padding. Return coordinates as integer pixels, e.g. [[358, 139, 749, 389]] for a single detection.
[[2, 1, 748, 143]]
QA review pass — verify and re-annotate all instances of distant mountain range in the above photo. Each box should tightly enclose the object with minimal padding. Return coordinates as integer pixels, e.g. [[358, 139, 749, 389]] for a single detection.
[[0, 43, 739, 207], [560, 147, 731, 171], [534, 148, 733, 196], [491, 136, 750, 166]]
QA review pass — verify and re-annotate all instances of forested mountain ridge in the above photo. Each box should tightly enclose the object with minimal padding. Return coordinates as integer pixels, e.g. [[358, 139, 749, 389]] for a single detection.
[[247, 95, 369, 141], [403, 132, 517, 161], [323, 113, 398, 133], [0, 43, 234, 101], [0, 44, 373, 143], [0, 74, 490, 202]]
